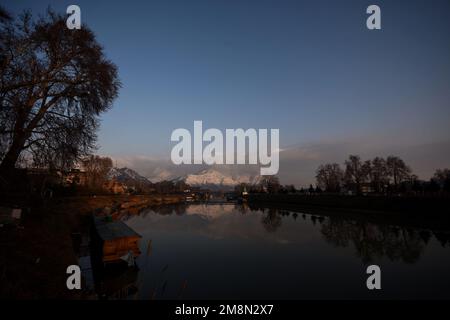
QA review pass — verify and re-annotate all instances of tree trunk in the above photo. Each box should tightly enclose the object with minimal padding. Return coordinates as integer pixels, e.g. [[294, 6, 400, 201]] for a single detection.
[[0, 135, 26, 176]]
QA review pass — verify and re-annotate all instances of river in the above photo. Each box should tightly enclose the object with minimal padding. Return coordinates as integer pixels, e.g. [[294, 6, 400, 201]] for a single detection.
[[111, 203, 450, 299]]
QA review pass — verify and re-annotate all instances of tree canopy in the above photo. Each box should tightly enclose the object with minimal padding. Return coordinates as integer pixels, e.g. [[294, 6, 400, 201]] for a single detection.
[[316, 155, 413, 194], [0, 9, 120, 175]]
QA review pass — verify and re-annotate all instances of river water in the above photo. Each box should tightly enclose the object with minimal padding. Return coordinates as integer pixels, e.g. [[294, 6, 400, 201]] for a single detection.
[[119, 203, 450, 300]]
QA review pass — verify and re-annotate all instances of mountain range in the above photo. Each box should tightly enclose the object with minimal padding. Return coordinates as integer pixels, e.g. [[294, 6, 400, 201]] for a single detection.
[[108, 167, 261, 190], [173, 169, 261, 190], [108, 167, 153, 187]]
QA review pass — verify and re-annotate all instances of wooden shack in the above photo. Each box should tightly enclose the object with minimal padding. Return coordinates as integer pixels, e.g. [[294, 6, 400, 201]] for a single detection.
[[92, 217, 141, 264]]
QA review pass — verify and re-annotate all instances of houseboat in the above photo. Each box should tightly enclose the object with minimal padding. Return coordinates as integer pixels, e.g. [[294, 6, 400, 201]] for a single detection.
[[91, 216, 141, 265]]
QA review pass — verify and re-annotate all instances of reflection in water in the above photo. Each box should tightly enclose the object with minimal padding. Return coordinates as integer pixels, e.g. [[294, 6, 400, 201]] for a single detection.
[[113, 203, 450, 299], [320, 218, 425, 264], [86, 237, 140, 300], [434, 232, 450, 247], [245, 203, 450, 263], [93, 265, 139, 300], [261, 208, 282, 233]]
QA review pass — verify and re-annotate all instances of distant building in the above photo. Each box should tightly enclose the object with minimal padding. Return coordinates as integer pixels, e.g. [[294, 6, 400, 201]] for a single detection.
[[103, 179, 127, 194], [63, 169, 87, 186], [361, 183, 374, 195], [341, 183, 374, 195]]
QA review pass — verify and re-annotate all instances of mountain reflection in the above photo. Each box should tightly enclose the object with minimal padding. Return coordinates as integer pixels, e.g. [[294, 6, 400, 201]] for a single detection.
[[120, 203, 450, 299], [129, 203, 449, 265]]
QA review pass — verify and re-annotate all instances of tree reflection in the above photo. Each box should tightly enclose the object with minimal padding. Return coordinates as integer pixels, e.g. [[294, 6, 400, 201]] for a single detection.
[[433, 232, 450, 247], [235, 203, 249, 214], [419, 230, 432, 244], [261, 208, 282, 233], [142, 203, 189, 216], [320, 217, 426, 264], [136, 202, 450, 260]]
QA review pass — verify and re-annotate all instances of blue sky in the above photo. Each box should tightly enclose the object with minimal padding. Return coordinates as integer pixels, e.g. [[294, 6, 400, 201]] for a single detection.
[[4, 0, 450, 183]]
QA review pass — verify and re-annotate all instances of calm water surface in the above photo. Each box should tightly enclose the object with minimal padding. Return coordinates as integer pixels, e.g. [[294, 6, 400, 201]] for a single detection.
[[121, 203, 450, 300]]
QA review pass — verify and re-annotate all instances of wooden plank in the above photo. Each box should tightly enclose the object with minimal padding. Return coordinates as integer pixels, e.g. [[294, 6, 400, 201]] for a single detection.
[[94, 216, 141, 241]]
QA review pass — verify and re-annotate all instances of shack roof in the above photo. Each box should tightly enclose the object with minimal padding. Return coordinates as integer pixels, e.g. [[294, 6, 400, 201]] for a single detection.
[[94, 217, 141, 241]]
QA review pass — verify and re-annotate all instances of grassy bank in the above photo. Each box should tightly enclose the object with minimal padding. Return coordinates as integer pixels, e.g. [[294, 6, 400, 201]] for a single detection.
[[0, 194, 184, 299]]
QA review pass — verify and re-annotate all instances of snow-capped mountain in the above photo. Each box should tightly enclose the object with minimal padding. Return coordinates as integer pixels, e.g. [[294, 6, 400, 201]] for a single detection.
[[148, 168, 173, 183], [174, 168, 260, 190], [108, 167, 153, 187]]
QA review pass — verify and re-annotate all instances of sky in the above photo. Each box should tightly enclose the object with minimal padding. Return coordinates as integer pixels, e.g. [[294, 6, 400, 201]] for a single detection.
[[3, 0, 450, 185]]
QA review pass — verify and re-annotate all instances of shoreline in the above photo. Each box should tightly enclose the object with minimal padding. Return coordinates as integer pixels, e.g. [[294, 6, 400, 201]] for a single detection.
[[0, 194, 185, 299], [2, 193, 449, 299], [247, 194, 450, 231]]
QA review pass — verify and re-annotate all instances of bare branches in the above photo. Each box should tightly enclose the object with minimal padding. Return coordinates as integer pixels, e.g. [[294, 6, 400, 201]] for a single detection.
[[0, 8, 120, 172], [315, 155, 413, 194]]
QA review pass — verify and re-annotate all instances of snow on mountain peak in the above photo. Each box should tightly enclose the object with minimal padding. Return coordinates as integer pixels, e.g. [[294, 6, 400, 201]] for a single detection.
[[108, 167, 152, 185], [178, 168, 259, 189]]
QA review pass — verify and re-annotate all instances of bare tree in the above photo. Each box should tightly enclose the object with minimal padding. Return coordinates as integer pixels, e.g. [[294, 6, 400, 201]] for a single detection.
[[81, 155, 113, 189], [369, 157, 389, 193], [0, 9, 120, 177], [259, 175, 281, 194], [316, 163, 343, 192], [0, 7, 11, 160], [432, 168, 450, 192], [344, 155, 367, 194], [386, 156, 411, 187]]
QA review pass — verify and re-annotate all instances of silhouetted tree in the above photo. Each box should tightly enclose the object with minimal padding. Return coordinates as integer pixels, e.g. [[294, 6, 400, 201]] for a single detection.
[[432, 168, 450, 192], [81, 155, 113, 189], [259, 175, 280, 194], [286, 184, 297, 193], [316, 155, 415, 195], [386, 156, 411, 188], [344, 155, 367, 194], [369, 157, 389, 193], [0, 9, 120, 176], [316, 163, 343, 192], [0, 6, 11, 23]]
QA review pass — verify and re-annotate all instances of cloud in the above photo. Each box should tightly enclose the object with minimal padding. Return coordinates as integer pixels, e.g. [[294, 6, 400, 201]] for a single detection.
[[105, 139, 450, 187], [278, 139, 450, 186], [109, 155, 195, 182]]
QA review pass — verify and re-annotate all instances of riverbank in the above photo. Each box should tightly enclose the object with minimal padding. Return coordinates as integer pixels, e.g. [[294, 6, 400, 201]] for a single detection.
[[248, 194, 450, 230], [0, 194, 184, 299]]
